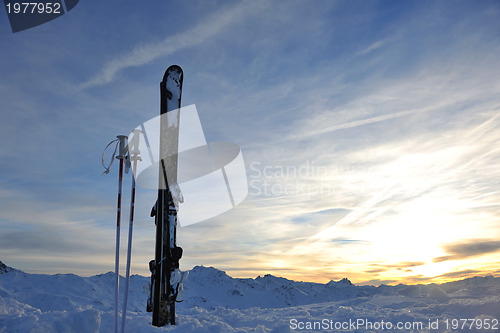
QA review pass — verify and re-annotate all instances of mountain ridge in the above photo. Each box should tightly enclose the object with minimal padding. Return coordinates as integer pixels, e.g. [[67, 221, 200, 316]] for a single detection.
[[1, 260, 499, 332], [1, 260, 499, 311]]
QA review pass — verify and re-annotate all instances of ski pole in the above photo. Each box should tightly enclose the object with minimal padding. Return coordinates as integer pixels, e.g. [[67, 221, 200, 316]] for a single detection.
[[114, 135, 127, 333], [121, 130, 141, 333]]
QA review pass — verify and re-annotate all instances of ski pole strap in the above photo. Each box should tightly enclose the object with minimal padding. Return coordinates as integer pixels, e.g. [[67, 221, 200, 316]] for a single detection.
[[101, 138, 120, 175]]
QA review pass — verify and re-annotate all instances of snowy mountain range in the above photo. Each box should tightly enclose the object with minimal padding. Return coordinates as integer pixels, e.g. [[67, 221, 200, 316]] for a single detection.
[[1, 261, 499, 332]]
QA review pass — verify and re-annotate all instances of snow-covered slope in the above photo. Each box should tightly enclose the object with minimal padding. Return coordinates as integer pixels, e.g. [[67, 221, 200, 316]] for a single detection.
[[1, 261, 499, 332]]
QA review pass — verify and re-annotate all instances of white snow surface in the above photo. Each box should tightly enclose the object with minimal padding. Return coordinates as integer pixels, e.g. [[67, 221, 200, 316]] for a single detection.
[[0, 262, 499, 332]]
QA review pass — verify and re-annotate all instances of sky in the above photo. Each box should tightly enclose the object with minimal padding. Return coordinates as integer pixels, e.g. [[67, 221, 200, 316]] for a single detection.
[[1, 0, 500, 286]]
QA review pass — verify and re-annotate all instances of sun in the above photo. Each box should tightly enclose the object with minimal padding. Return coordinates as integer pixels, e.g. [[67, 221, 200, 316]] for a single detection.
[[356, 194, 476, 278]]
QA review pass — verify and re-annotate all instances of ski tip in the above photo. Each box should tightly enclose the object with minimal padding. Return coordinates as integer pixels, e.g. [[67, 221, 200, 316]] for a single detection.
[[163, 65, 183, 82]]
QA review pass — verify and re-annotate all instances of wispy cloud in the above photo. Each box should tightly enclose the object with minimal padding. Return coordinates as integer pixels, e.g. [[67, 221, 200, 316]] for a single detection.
[[0, 187, 119, 274], [434, 240, 500, 262], [436, 269, 483, 279], [79, 1, 268, 89], [356, 36, 397, 56], [234, 46, 500, 282], [291, 108, 422, 140]]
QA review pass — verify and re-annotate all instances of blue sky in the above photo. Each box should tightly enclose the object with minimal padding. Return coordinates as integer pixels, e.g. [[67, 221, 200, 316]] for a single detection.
[[1, 0, 500, 285]]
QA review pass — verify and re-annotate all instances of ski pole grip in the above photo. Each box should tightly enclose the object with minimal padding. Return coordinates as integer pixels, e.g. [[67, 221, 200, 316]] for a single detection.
[[130, 129, 142, 157], [116, 135, 127, 160]]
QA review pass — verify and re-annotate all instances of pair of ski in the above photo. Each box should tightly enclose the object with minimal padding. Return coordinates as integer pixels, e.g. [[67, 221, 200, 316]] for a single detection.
[[147, 65, 187, 327]]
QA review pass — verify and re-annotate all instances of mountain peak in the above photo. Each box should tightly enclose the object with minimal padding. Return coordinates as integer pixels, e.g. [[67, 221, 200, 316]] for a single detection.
[[327, 277, 353, 286], [339, 278, 353, 285], [0, 261, 12, 274]]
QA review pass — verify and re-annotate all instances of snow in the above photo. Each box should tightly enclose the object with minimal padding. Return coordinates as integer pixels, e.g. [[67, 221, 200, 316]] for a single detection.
[[0, 261, 499, 332]]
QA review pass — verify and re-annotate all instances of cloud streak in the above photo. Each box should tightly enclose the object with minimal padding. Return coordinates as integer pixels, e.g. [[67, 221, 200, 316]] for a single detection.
[[79, 1, 268, 89], [434, 240, 500, 262]]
